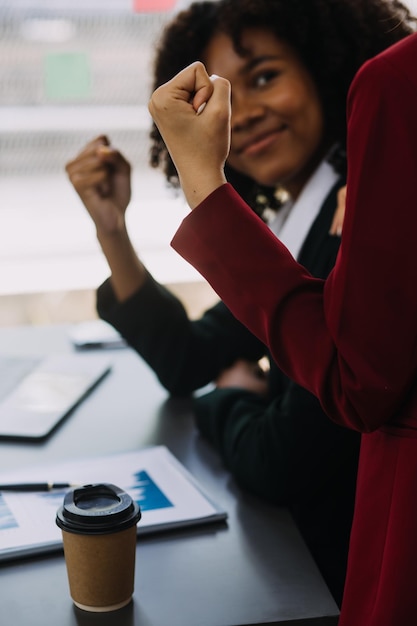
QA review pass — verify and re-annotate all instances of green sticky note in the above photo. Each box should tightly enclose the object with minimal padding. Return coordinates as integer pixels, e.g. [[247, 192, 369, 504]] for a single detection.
[[44, 52, 90, 100]]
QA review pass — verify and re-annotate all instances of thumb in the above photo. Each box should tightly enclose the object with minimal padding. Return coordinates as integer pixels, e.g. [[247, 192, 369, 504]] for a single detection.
[[149, 61, 213, 119], [191, 67, 214, 114], [97, 145, 131, 175], [192, 72, 231, 116]]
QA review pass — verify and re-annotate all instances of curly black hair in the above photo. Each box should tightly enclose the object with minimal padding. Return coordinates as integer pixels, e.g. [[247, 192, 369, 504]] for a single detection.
[[149, 0, 415, 211]]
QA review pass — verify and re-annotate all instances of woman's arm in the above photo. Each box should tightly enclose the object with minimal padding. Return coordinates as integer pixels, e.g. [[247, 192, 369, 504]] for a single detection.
[[98, 277, 265, 395], [66, 135, 147, 302], [149, 62, 229, 208]]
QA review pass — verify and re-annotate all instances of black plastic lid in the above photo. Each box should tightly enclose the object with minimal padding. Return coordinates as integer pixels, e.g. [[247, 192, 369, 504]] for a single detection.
[[55, 483, 141, 535]]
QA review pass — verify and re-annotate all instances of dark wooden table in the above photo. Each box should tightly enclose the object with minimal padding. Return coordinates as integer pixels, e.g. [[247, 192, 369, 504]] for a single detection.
[[0, 324, 339, 625]]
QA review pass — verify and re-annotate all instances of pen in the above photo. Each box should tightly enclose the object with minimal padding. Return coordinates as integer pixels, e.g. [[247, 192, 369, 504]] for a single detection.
[[0, 482, 75, 492]]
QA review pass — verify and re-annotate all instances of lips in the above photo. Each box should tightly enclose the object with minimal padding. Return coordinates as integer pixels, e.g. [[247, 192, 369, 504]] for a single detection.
[[237, 126, 287, 156]]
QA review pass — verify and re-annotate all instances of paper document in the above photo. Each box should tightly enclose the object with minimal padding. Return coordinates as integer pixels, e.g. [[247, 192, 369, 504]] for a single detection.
[[0, 446, 227, 562]]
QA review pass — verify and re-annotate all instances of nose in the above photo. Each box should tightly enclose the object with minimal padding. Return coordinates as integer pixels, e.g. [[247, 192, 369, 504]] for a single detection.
[[231, 91, 265, 132]]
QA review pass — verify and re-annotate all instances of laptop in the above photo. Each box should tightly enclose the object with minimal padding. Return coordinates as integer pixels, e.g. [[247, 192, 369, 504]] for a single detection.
[[0, 353, 111, 441]]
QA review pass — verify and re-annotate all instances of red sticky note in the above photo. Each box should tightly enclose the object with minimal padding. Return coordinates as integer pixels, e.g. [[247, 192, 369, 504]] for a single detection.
[[133, 0, 176, 11]]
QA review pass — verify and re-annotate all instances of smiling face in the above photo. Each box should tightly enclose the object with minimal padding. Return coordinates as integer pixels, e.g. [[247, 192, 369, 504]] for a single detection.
[[203, 28, 328, 199]]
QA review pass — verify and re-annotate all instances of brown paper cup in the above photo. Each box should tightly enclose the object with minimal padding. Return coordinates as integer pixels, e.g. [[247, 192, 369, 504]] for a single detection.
[[61, 524, 137, 612], [56, 483, 141, 613]]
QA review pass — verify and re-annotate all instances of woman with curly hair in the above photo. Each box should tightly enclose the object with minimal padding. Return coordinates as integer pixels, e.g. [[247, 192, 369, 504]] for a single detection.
[[66, 0, 414, 608]]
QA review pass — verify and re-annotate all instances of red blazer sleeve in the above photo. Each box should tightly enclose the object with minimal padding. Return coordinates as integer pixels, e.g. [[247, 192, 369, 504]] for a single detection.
[[171, 35, 417, 433]]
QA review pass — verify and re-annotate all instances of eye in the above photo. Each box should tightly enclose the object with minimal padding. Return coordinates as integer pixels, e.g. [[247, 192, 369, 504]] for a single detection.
[[253, 69, 280, 88]]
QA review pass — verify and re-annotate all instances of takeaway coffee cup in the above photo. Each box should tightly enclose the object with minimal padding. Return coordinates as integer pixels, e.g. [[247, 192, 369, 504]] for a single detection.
[[56, 483, 141, 612]]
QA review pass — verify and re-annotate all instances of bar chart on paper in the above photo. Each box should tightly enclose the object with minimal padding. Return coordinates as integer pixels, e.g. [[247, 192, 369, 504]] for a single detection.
[[0, 446, 227, 561]]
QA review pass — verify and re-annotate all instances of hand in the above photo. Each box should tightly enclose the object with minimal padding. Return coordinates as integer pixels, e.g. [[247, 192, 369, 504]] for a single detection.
[[66, 135, 131, 236], [215, 359, 269, 396], [66, 136, 147, 302], [329, 185, 346, 236], [148, 62, 230, 208]]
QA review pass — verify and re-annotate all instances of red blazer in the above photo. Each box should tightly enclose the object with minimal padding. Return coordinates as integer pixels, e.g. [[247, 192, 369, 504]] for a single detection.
[[172, 34, 417, 626]]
